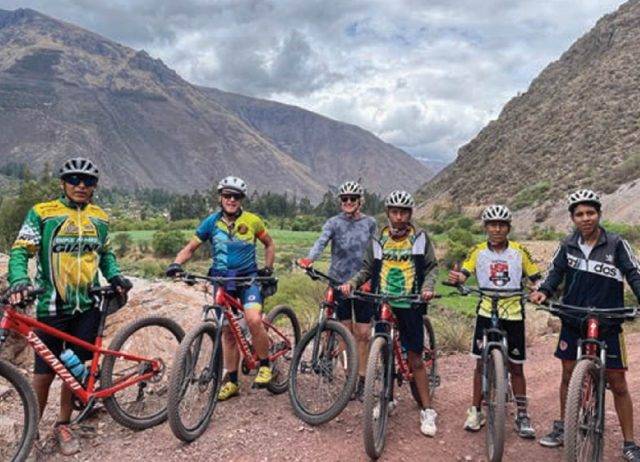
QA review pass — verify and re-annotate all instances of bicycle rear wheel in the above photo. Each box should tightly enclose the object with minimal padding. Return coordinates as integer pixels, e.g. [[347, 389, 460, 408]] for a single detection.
[[0, 359, 38, 462], [363, 336, 392, 460], [410, 316, 439, 407], [485, 348, 506, 462], [102, 316, 184, 430], [265, 305, 301, 394], [167, 322, 222, 442], [565, 359, 603, 462], [288, 320, 358, 425]]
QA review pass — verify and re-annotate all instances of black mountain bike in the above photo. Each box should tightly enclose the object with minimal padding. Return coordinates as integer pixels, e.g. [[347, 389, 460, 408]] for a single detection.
[[444, 282, 527, 462], [288, 265, 358, 425], [536, 302, 637, 462]]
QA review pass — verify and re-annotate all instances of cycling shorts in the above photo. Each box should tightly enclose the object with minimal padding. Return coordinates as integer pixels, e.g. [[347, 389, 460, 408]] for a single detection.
[[334, 292, 374, 323], [471, 316, 525, 364], [555, 323, 627, 370], [392, 307, 424, 354], [33, 309, 101, 374]]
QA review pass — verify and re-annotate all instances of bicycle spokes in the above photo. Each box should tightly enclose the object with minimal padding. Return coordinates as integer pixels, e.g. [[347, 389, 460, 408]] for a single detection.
[[576, 371, 599, 459]]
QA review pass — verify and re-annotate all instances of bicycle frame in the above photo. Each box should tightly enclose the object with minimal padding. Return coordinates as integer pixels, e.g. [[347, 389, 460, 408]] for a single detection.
[[481, 301, 510, 402], [372, 301, 414, 384], [210, 284, 293, 371], [0, 304, 161, 405]]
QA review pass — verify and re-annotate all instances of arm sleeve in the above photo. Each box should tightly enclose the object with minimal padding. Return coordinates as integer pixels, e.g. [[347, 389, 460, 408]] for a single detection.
[[617, 239, 640, 302], [308, 219, 334, 261], [521, 244, 542, 281], [349, 240, 374, 289], [539, 243, 567, 297], [460, 246, 478, 278], [8, 208, 41, 286], [194, 215, 214, 242], [420, 236, 438, 292], [99, 231, 121, 281]]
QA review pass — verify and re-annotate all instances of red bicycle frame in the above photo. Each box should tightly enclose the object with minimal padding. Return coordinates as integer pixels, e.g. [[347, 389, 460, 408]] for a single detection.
[[0, 305, 162, 404], [213, 285, 292, 371], [379, 302, 414, 382]]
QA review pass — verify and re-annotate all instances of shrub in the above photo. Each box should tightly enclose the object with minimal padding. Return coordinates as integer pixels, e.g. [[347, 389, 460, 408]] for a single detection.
[[152, 230, 187, 257], [529, 225, 565, 241], [112, 232, 133, 258], [511, 181, 550, 210], [602, 221, 640, 244]]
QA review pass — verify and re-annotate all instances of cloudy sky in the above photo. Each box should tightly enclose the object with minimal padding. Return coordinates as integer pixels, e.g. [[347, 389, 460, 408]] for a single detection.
[[0, 1, 626, 162]]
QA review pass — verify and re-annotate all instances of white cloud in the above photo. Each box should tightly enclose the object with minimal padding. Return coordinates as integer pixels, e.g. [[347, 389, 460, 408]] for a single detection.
[[0, 0, 626, 162]]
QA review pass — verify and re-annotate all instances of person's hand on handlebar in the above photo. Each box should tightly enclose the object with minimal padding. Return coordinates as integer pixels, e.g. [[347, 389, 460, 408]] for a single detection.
[[339, 283, 353, 297], [421, 289, 436, 302], [447, 268, 467, 286], [528, 290, 547, 304], [297, 258, 313, 269], [8, 283, 33, 305]]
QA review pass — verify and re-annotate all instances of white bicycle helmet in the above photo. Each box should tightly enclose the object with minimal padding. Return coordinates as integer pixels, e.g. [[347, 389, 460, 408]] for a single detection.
[[338, 180, 364, 197], [59, 157, 99, 179], [567, 189, 601, 211], [217, 176, 248, 196], [384, 190, 415, 209], [481, 205, 512, 224]]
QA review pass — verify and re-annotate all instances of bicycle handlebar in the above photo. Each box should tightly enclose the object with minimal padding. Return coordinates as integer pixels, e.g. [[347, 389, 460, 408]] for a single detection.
[[295, 263, 342, 287], [535, 301, 638, 320], [0, 287, 46, 307], [350, 290, 439, 303], [177, 272, 277, 286], [442, 281, 527, 298]]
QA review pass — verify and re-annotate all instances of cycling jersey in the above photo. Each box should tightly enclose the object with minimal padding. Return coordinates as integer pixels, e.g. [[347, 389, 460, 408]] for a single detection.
[[308, 213, 376, 283], [462, 241, 540, 321], [350, 225, 438, 309], [194, 210, 267, 275], [8, 197, 121, 318], [539, 227, 640, 326]]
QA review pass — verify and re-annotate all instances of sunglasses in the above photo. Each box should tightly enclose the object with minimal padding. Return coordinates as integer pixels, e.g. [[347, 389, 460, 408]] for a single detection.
[[340, 196, 359, 203], [63, 175, 98, 187], [221, 192, 243, 201]]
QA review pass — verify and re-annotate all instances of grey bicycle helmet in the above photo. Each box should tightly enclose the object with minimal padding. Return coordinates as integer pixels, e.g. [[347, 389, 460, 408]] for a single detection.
[[384, 190, 415, 209], [338, 180, 364, 197], [59, 157, 99, 179], [481, 204, 512, 224], [567, 189, 601, 212], [217, 176, 248, 196]]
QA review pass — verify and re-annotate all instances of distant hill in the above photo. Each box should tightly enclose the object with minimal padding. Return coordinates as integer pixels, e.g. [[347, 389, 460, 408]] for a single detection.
[[417, 0, 640, 223], [0, 8, 432, 200]]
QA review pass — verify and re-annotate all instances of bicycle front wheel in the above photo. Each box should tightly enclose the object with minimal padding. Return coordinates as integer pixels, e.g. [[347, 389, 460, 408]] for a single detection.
[[0, 359, 38, 462], [565, 359, 603, 462], [288, 320, 358, 425], [101, 316, 185, 430], [410, 316, 439, 407], [265, 305, 301, 394], [363, 336, 392, 460], [485, 348, 506, 462], [167, 322, 222, 442]]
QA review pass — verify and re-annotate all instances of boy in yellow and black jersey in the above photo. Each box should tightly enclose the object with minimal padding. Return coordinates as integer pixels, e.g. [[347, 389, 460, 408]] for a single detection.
[[449, 205, 541, 439]]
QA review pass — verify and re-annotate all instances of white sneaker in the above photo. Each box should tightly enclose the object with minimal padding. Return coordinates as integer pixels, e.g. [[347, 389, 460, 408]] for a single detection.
[[372, 399, 397, 420], [464, 406, 486, 432], [420, 408, 437, 437]]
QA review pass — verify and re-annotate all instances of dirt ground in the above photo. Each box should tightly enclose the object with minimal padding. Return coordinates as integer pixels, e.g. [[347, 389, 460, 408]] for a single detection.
[[39, 320, 640, 462]]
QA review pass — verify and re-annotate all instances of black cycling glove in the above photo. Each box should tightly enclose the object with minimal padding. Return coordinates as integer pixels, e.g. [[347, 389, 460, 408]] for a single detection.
[[166, 263, 184, 278], [257, 267, 274, 277]]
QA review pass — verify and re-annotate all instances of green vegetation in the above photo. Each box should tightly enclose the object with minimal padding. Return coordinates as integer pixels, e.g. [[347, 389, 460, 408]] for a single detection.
[[510, 181, 551, 210], [603, 220, 640, 244], [529, 225, 564, 241]]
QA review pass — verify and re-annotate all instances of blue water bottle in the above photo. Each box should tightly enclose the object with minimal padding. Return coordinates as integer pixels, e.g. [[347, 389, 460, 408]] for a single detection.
[[60, 349, 89, 382]]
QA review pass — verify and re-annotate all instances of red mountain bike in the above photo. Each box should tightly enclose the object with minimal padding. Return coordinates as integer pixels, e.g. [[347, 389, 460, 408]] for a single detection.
[[288, 265, 359, 425], [354, 291, 439, 460], [0, 286, 185, 462], [537, 302, 637, 462], [167, 273, 300, 442]]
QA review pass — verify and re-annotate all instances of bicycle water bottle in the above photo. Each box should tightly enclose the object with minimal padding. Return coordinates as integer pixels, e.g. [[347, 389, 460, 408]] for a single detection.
[[60, 348, 89, 382]]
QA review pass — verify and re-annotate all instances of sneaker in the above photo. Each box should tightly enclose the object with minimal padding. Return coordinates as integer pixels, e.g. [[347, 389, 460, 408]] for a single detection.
[[515, 412, 536, 439], [253, 366, 273, 387], [539, 420, 564, 448], [464, 406, 486, 432], [372, 399, 397, 420], [218, 381, 240, 401], [53, 424, 80, 456], [623, 443, 640, 461], [420, 408, 438, 437]]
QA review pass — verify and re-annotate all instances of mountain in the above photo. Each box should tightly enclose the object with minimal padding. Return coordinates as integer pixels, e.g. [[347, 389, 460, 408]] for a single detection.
[[0, 8, 432, 200], [417, 0, 640, 222]]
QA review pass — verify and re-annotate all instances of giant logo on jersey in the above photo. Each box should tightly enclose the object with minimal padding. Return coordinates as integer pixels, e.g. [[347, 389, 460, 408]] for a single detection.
[[489, 260, 510, 286]]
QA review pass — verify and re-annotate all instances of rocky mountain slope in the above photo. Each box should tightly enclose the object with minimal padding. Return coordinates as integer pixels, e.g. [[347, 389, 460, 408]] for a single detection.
[[418, 0, 640, 220], [0, 8, 431, 199]]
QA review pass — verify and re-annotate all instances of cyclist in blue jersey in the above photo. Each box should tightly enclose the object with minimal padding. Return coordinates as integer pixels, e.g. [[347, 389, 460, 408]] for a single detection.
[[166, 176, 276, 400]]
